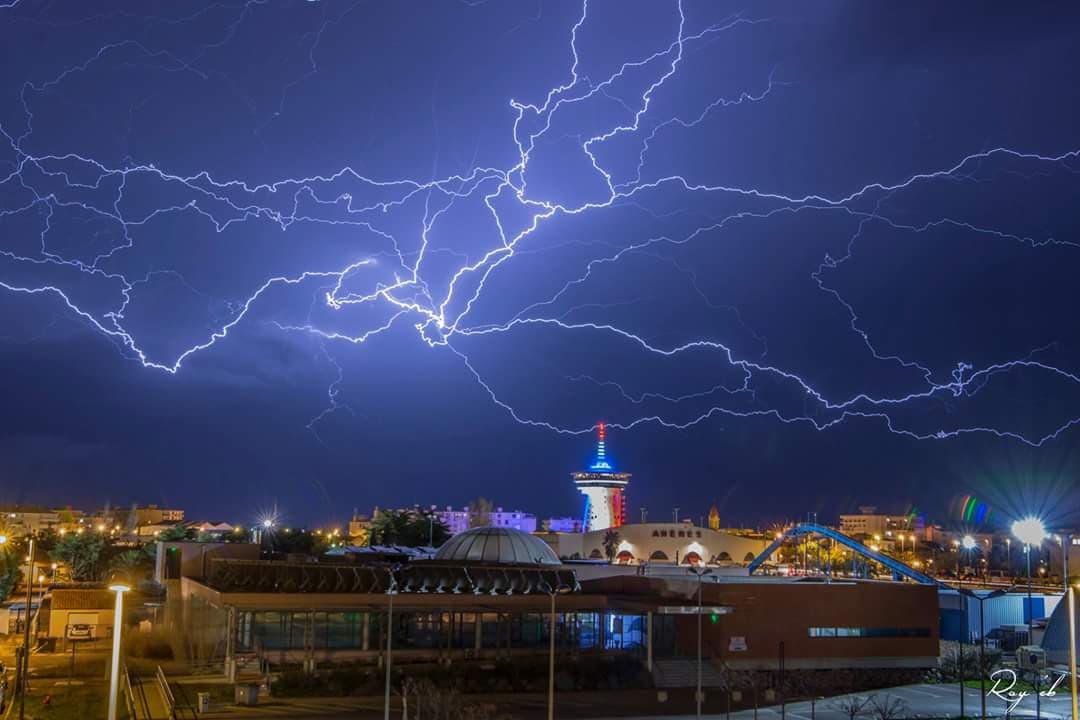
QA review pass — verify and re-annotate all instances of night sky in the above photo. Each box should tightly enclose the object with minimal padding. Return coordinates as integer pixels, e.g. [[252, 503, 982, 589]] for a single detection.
[[2, 1, 1080, 531]]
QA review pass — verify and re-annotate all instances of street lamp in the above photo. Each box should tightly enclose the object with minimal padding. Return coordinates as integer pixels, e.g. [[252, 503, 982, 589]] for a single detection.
[[958, 586, 1013, 720], [687, 565, 715, 720], [1012, 517, 1048, 642], [541, 579, 571, 720], [16, 536, 35, 720], [1068, 583, 1078, 720], [107, 583, 130, 720]]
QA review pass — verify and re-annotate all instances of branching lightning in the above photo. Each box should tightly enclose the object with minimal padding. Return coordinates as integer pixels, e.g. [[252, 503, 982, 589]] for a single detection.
[[1, 0, 1079, 446]]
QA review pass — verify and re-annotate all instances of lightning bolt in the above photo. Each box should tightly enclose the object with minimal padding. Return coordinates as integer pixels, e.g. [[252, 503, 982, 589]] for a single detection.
[[1, 0, 1078, 448]]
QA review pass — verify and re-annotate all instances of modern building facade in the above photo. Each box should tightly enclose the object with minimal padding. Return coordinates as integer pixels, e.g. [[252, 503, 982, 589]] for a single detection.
[[573, 423, 630, 532], [169, 527, 940, 678]]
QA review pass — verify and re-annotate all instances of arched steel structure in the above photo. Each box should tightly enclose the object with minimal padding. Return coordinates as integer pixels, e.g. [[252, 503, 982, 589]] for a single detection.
[[747, 522, 937, 585]]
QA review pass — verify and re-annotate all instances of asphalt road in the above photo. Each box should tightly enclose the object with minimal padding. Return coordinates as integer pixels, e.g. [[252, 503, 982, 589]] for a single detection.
[[625, 682, 1075, 720]]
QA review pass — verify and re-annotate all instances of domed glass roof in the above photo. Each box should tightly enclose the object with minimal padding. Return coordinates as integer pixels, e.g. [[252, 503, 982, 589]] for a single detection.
[[433, 526, 562, 566]]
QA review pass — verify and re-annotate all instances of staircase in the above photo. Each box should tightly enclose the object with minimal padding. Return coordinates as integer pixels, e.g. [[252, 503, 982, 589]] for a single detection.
[[652, 658, 728, 688]]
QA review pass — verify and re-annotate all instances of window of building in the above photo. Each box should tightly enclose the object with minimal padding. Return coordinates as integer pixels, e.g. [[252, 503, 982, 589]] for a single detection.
[[808, 627, 931, 638]]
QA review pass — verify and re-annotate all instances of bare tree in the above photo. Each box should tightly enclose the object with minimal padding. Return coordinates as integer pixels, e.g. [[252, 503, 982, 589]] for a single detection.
[[467, 498, 493, 528], [869, 694, 908, 720], [829, 693, 873, 720]]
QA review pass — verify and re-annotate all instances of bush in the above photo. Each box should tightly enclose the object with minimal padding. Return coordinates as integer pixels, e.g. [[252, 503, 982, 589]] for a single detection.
[[124, 629, 175, 660]]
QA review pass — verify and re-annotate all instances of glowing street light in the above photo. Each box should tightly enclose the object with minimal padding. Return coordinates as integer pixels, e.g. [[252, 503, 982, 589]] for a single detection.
[[107, 583, 131, 720], [0, 534, 6, 545], [961, 535, 977, 551], [1013, 517, 1048, 547], [1012, 516, 1048, 644]]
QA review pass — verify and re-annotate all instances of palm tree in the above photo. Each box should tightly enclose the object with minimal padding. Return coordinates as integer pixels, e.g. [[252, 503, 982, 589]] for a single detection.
[[602, 529, 620, 561]]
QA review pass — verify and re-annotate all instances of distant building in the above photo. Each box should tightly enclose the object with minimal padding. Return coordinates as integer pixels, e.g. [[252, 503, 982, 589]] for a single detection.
[[134, 505, 185, 525], [839, 506, 920, 539], [545, 517, 584, 533], [348, 509, 372, 543], [432, 506, 537, 535], [0, 505, 73, 536], [548, 521, 769, 565], [708, 504, 721, 531], [186, 521, 236, 537], [572, 423, 630, 532]]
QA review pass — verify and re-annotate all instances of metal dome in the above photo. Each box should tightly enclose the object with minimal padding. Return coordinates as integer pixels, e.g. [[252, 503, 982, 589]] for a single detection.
[[433, 526, 562, 566]]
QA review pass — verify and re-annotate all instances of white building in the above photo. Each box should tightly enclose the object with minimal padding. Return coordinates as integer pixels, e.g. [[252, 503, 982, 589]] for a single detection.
[[545, 522, 769, 566]]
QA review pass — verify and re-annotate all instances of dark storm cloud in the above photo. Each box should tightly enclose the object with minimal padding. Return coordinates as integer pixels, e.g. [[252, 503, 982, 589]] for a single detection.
[[0, 1, 1078, 529]]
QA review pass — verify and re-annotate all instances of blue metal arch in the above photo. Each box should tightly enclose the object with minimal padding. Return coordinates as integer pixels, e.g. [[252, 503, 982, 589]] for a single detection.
[[747, 522, 937, 585]]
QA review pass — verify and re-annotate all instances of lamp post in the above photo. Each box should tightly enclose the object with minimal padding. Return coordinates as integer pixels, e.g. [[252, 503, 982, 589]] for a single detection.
[[958, 586, 1012, 720], [383, 568, 398, 720], [18, 536, 35, 720], [542, 578, 568, 720], [1012, 517, 1048, 643], [107, 583, 130, 720], [1068, 584, 1078, 720], [956, 537, 980, 720], [688, 565, 715, 719]]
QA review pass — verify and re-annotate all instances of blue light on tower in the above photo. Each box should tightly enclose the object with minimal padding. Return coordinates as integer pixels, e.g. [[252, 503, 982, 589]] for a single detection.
[[589, 422, 614, 471], [573, 422, 631, 531]]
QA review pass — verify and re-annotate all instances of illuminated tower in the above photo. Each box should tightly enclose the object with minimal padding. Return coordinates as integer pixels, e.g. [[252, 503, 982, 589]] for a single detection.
[[572, 423, 631, 532]]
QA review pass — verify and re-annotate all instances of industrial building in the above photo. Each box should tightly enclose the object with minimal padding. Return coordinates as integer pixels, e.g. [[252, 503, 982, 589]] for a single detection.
[[166, 527, 940, 680]]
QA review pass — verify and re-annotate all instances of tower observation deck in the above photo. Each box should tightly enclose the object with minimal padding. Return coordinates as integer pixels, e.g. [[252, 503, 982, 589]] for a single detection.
[[572, 423, 631, 532]]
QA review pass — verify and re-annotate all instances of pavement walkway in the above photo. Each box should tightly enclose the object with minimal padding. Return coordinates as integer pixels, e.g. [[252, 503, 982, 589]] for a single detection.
[[616, 682, 1074, 720]]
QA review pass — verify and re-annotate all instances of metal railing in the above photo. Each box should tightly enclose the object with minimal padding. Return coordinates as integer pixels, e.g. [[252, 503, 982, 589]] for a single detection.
[[125, 665, 152, 720], [156, 665, 197, 720]]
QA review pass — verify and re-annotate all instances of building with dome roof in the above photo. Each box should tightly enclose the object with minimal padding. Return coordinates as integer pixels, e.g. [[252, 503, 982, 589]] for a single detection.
[[432, 526, 562, 566], [169, 523, 941, 681]]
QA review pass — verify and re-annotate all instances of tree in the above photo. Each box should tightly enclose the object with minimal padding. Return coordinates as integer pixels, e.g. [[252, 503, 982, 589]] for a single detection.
[[602, 529, 620, 562], [0, 546, 20, 602], [829, 694, 872, 720], [467, 498, 493, 528], [369, 510, 412, 546], [868, 694, 907, 720], [110, 546, 155, 584], [369, 510, 450, 547], [157, 526, 195, 542], [50, 532, 109, 581], [271, 530, 330, 555]]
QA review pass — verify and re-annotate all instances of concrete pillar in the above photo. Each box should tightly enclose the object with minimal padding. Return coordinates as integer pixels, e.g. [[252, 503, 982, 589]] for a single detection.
[[646, 612, 653, 672], [304, 611, 315, 674], [362, 612, 370, 651], [225, 606, 237, 682], [475, 613, 483, 651]]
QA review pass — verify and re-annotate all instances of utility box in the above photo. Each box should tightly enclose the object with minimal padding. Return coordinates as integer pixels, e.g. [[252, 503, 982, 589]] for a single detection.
[[234, 684, 259, 706], [196, 692, 210, 713], [1016, 645, 1046, 671]]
